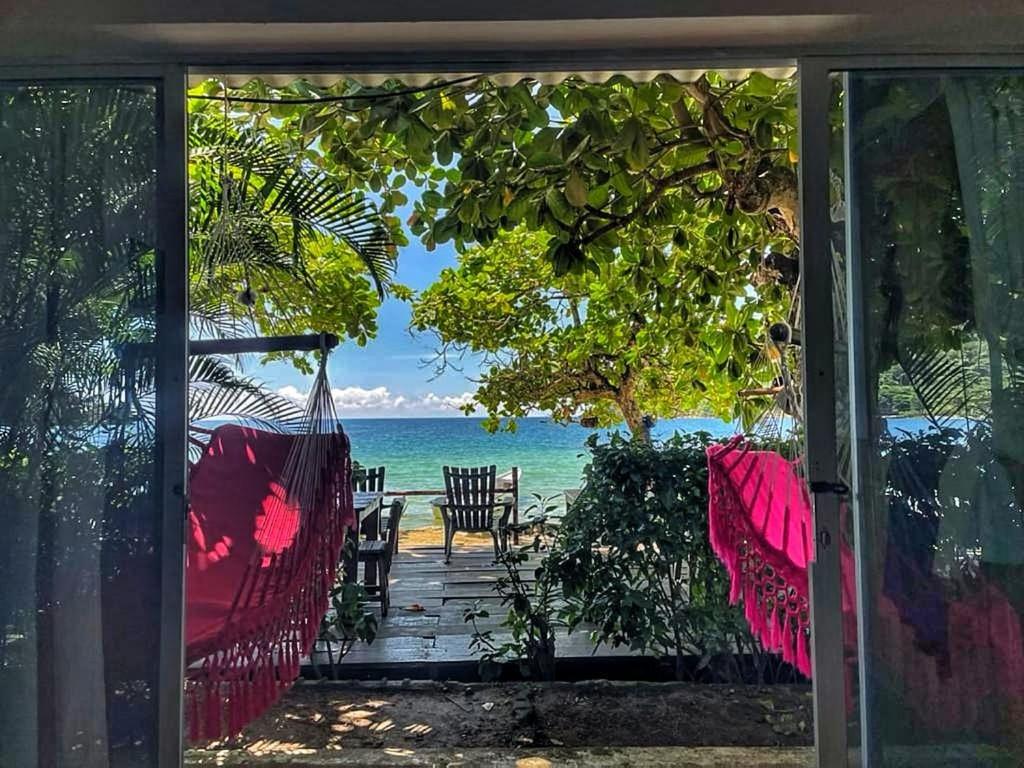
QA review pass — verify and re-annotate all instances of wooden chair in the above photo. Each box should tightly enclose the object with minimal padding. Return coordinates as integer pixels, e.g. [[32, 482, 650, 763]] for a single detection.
[[357, 498, 405, 617], [354, 465, 386, 539], [440, 465, 513, 563], [354, 465, 386, 492]]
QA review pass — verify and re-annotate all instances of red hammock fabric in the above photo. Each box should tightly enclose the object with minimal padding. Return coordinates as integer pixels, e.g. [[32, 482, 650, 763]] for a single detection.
[[185, 425, 353, 740], [707, 438, 1024, 735]]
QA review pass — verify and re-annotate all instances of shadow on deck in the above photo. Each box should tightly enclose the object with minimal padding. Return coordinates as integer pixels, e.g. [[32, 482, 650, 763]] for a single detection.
[[308, 542, 643, 680]]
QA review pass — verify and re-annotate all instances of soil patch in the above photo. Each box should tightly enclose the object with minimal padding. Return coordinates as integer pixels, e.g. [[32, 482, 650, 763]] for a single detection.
[[190, 679, 813, 755]]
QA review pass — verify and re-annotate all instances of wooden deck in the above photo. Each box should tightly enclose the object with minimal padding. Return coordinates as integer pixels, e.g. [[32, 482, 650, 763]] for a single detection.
[[309, 542, 642, 677]]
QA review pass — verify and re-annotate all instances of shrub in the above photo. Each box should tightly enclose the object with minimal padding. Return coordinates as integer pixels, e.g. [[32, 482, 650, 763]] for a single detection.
[[550, 431, 755, 680]]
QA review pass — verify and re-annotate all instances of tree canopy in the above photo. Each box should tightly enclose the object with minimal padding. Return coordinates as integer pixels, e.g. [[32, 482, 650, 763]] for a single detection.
[[195, 72, 803, 429], [414, 227, 777, 439], [187, 97, 400, 370]]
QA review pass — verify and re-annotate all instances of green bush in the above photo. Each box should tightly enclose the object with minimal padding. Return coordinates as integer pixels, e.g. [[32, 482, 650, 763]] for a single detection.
[[550, 431, 756, 680]]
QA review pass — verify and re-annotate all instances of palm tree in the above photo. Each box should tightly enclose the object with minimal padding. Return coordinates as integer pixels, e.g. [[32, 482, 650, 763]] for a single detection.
[[188, 102, 396, 344]]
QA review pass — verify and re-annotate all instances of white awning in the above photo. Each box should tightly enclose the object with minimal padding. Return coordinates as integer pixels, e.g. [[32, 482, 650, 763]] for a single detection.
[[188, 67, 796, 90]]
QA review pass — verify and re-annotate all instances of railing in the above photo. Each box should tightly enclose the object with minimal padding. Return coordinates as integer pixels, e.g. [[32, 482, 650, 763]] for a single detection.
[[382, 469, 521, 541]]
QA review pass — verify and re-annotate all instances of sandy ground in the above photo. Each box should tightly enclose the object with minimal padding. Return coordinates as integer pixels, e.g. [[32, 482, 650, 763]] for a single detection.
[[397, 526, 495, 548], [189, 680, 814, 754]]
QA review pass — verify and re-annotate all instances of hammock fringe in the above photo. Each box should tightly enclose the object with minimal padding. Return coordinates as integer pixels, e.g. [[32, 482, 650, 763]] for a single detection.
[[707, 441, 813, 677]]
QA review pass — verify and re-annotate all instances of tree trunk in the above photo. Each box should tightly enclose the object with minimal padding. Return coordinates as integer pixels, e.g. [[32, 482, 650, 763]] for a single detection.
[[616, 388, 651, 444]]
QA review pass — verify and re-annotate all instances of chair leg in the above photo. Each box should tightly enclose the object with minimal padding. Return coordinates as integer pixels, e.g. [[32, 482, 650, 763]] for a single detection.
[[444, 522, 455, 564], [490, 531, 501, 561], [379, 559, 389, 617]]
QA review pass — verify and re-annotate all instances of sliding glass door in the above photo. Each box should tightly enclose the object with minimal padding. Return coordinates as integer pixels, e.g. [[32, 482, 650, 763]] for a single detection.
[[803, 61, 1024, 766], [0, 73, 187, 767]]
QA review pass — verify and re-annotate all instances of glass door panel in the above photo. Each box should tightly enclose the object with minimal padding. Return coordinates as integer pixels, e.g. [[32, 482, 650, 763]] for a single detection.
[[839, 69, 1024, 766], [0, 80, 182, 767]]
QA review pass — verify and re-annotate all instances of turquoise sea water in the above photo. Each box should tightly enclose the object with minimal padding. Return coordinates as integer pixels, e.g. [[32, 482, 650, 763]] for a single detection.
[[341, 415, 944, 529], [342, 416, 733, 529]]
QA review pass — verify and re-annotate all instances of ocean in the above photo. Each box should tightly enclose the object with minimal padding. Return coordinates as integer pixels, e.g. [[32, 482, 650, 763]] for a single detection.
[[341, 415, 945, 529], [342, 416, 736, 529]]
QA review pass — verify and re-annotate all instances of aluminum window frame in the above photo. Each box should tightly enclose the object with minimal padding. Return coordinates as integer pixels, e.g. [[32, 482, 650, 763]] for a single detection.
[[797, 52, 1024, 768], [0, 63, 189, 768]]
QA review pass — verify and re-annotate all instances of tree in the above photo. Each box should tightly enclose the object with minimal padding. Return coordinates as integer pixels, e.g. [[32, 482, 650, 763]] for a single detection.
[[217, 73, 799, 273], [187, 97, 400, 368], [413, 228, 778, 440], [551, 433, 756, 681], [205, 73, 801, 415]]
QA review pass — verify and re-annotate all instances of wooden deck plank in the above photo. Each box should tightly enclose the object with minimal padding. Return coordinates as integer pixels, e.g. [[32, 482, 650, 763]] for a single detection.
[[330, 543, 641, 674]]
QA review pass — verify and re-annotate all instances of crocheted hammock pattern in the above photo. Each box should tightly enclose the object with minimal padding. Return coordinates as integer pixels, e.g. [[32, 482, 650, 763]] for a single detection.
[[706, 439, 815, 676]]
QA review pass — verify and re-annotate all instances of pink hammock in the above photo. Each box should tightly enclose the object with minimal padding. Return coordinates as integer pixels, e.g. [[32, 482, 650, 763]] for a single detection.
[[185, 424, 353, 740], [707, 438, 1024, 735], [706, 438, 819, 676]]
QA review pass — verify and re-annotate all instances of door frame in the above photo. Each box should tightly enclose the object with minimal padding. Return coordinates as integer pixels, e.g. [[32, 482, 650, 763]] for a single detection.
[[0, 64, 190, 768], [797, 53, 1024, 768], [8, 52, 1024, 768]]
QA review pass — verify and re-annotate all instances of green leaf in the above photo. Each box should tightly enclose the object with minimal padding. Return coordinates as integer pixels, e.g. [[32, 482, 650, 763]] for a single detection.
[[565, 172, 588, 208], [746, 71, 779, 98], [672, 143, 712, 169], [527, 151, 564, 169], [545, 187, 575, 226]]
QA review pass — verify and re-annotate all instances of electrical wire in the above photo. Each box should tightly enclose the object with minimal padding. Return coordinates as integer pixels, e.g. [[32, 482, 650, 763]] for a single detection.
[[189, 74, 484, 105]]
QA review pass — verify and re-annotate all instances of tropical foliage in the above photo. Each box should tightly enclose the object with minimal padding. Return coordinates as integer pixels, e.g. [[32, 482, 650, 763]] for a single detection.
[[413, 228, 767, 439], [549, 432, 755, 681], [200, 73, 801, 429], [188, 98, 397, 371]]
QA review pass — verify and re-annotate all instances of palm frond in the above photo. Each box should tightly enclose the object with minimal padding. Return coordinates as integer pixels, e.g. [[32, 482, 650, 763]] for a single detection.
[[187, 356, 305, 430], [897, 341, 989, 430], [189, 114, 396, 295]]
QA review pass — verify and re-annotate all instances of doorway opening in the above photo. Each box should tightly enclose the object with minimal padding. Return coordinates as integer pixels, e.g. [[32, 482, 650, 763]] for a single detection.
[[180, 66, 819, 764]]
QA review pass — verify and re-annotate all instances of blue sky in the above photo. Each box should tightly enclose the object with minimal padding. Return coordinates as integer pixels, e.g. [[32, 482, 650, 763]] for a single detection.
[[259, 202, 486, 418]]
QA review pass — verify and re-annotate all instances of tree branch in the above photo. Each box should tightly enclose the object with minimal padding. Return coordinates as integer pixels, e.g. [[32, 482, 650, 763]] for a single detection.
[[581, 161, 718, 246]]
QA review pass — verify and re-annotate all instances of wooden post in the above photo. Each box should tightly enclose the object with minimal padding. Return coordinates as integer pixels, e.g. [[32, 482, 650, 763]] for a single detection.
[[511, 466, 520, 544]]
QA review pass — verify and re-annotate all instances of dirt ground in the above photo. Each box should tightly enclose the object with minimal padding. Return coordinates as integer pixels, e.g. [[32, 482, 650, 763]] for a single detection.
[[190, 679, 814, 756]]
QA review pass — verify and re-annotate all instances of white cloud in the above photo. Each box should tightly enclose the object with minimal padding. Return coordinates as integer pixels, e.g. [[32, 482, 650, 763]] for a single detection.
[[277, 384, 478, 417]]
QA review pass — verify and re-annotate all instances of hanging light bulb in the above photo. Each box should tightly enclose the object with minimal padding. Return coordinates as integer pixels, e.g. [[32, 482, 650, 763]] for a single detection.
[[236, 283, 256, 306]]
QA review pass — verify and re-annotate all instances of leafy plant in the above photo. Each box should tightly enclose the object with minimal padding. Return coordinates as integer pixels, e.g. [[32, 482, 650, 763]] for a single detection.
[[464, 501, 564, 681], [313, 575, 378, 680], [550, 432, 756, 681], [187, 98, 398, 371], [413, 227, 777, 440]]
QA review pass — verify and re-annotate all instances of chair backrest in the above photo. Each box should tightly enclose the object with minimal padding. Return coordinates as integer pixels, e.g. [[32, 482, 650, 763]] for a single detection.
[[443, 465, 497, 530], [384, 498, 406, 561], [354, 465, 386, 493]]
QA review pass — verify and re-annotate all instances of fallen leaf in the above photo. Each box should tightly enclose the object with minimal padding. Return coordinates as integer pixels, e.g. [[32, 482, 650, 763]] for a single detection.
[[481, 702, 495, 712], [402, 603, 426, 613]]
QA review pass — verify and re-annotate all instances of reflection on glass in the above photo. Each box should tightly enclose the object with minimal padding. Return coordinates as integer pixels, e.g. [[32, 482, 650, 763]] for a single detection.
[[827, 72, 866, 766], [845, 71, 1024, 765], [0, 85, 161, 766]]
